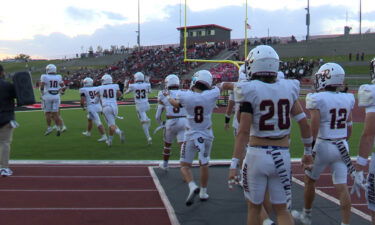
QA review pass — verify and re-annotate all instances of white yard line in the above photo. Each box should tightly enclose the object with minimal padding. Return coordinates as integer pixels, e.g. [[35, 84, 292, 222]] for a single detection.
[[0, 189, 157, 192], [0, 207, 166, 211], [7, 175, 151, 178], [292, 177, 371, 222], [148, 167, 181, 225]]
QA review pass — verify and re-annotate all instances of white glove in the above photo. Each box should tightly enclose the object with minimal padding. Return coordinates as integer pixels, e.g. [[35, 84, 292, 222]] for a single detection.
[[350, 171, 366, 198]]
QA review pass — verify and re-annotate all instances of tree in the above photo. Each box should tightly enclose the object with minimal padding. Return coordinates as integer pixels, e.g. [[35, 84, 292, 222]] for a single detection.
[[15, 54, 30, 61]]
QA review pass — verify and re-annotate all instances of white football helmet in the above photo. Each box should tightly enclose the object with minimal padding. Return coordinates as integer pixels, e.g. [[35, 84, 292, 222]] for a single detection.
[[46, 64, 57, 74], [165, 74, 180, 88], [83, 77, 94, 87], [101, 74, 113, 85], [371, 58, 375, 84], [191, 70, 213, 89], [238, 64, 247, 82], [245, 45, 279, 80], [313, 63, 345, 91], [134, 72, 145, 82]]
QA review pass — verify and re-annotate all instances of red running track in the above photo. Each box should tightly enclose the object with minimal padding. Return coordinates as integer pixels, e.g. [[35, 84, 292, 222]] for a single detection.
[[0, 165, 172, 225], [291, 162, 371, 219]]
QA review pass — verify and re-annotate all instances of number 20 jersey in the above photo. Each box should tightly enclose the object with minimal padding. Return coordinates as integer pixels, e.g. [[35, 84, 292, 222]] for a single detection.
[[234, 79, 300, 138], [306, 91, 354, 139]]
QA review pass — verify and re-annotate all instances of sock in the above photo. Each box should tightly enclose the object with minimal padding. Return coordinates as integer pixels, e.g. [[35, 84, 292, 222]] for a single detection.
[[109, 136, 113, 142], [262, 218, 274, 225], [341, 223, 349, 225], [142, 122, 150, 138], [200, 187, 207, 194], [101, 134, 107, 139], [188, 181, 197, 191], [86, 131, 91, 135], [163, 160, 168, 167], [303, 208, 312, 214], [115, 128, 121, 135]]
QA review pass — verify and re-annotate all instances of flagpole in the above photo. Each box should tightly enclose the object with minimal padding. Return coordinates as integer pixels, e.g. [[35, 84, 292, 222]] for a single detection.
[[244, 0, 248, 58]]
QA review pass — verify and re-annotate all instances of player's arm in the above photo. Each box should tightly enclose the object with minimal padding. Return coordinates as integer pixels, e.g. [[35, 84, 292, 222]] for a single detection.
[[357, 112, 375, 171], [346, 112, 353, 140], [116, 90, 122, 98], [224, 100, 235, 131], [228, 102, 251, 186], [291, 100, 313, 169], [80, 93, 86, 110], [309, 109, 320, 141], [217, 82, 234, 91], [155, 101, 165, 125]]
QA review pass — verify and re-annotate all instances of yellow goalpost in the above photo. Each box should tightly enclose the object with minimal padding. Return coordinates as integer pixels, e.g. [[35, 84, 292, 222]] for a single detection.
[[183, 0, 249, 69]]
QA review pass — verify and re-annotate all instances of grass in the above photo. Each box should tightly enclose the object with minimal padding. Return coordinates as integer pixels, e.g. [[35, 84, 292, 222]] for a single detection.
[[11, 105, 364, 160]]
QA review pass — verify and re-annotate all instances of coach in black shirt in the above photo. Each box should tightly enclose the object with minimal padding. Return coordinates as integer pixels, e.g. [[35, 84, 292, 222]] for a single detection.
[[0, 64, 16, 176]]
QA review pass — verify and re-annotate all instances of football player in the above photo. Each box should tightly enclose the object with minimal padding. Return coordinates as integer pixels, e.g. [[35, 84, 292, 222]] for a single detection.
[[229, 45, 312, 225], [293, 63, 355, 225], [165, 70, 220, 206], [40, 64, 66, 136], [97, 74, 124, 147], [124, 72, 152, 144], [353, 57, 375, 223], [156, 74, 187, 170], [79, 77, 107, 142]]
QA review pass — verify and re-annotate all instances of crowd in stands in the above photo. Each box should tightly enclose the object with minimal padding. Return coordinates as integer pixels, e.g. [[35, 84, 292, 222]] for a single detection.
[[279, 58, 317, 79], [63, 42, 231, 89]]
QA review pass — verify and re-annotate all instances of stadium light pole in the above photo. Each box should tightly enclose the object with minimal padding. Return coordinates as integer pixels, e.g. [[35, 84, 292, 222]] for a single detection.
[[305, 0, 310, 41], [359, 0, 362, 35], [137, 0, 141, 51]]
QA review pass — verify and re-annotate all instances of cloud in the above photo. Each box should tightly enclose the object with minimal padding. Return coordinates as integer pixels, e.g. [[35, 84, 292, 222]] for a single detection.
[[102, 11, 127, 21], [65, 6, 98, 21], [1, 4, 374, 59]]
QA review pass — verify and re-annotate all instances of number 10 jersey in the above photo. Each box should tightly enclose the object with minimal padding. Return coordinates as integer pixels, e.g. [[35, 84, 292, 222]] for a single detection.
[[234, 79, 300, 138]]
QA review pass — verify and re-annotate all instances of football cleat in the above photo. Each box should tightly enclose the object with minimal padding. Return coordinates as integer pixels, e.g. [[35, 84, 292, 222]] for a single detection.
[[199, 190, 209, 201], [97, 136, 107, 142], [56, 130, 61, 137], [291, 210, 311, 225], [185, 187, 200, 206], [147, 137, 152, 145], [0, 168, 13, 177], [159, 162, 169, 171], [61, 126, 67, 133], [44, 127, 53, 136], [119, 131, 125, 143], [106, 140, 112, 147], [82, 131, 91, 137]]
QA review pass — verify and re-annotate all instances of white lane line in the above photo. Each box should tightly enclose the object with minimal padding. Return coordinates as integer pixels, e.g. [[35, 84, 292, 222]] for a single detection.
[[6, 176, 151, 178], [148, 167, 181, 225], [352, 203, 370, 206], [292, 177, 371, 222], [0, 207, 165, 211], [293, 173, 332, 176], [0, 189, 157, 192]]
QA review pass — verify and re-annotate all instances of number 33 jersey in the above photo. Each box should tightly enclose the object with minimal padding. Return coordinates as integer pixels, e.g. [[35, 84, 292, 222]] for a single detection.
[[128, 82, 151, 105], [177, 87, 220, 139], [306, 91, 355, 139], [234, 79, 300, 138]]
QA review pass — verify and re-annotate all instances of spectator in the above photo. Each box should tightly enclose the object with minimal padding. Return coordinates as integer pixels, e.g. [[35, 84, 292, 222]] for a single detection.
[[361, 52, 365, 61], [0, 65, 16, 176], [356, 52, 360, 61], [349, 53, 352, 61]]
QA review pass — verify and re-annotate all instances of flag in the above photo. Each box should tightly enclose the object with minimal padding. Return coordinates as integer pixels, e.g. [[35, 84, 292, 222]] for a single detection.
[[365, 28, 371, 34], [246, 23, 252, 30]]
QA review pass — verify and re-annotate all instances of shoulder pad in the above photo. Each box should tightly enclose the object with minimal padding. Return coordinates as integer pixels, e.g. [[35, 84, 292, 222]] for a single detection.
[[358, 85, 375, 107], [306, 93, 318, 109]]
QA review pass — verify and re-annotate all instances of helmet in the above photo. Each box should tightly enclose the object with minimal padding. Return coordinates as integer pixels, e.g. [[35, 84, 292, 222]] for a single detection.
[[101, 74, 113, 85], [371, 58, 375, 84], [46, 64, 57, 74], [313, 63, 345, 91], [83, 77, 94, 87], [245, 45, 279, 80], [238, 64, 247, 82], [165, 74, 180, 88], [134, 72, 145, 82], [191, 70, 213, 89]]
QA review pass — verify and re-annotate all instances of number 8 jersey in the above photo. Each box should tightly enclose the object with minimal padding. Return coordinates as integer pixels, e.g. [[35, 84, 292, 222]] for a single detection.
[[306, 91, 355, 139], [235, 79, 300, 138]]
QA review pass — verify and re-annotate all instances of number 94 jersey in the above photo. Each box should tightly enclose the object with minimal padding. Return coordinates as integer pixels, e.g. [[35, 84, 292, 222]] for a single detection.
[[158, 90, 187, 117], [306, 91, 355, 139], [234, 79, 300, 138]]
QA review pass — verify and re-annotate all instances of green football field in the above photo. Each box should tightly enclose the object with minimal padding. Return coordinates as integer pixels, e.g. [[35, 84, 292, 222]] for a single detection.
[[12, 104, 363, 160]]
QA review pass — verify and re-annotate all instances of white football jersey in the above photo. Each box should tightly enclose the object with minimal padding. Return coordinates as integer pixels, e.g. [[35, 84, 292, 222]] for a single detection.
[[234, 79, 300, 138], [98, 84, 119, 106], [306, 91, 355, 139], [228, 90, 240, 129], [79, 86, 100, 106], [158, 90, 187, 117], [40, 74, 63, 95], [358, 84, 375, 113], [128, 82, 151, 105], [177, 87, 220, 139]]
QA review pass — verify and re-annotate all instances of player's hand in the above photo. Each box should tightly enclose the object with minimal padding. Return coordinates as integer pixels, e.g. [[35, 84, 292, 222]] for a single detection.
[[224, 123, 230, 131], [350, 170, 366, 198], [228, 168, 238, 190], [162, 90, 170, 96], [302, 155, 313, 171]]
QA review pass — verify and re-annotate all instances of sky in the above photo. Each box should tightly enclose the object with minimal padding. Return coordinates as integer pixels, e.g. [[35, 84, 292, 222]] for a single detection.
[[0, 0, 374, 59]]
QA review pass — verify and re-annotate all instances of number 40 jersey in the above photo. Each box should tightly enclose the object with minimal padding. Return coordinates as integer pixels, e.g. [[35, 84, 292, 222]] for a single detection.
[[234, 79, 300, 138], [306, 91, 354, 139]]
